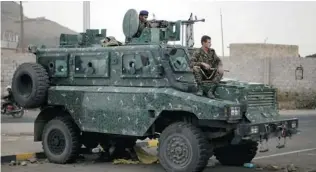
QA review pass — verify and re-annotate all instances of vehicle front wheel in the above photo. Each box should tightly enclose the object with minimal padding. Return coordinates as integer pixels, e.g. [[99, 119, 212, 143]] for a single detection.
[[214, 140, 258, 166], [42, 116, 81, 164], [158, 122, 212, 172]]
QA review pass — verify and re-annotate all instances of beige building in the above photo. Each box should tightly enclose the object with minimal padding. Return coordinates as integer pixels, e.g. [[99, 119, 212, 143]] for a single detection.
[[229, 43, 300, 58]]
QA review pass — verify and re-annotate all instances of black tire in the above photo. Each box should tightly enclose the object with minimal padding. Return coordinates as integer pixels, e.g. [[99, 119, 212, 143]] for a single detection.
[[214, 140, 258, 166], [12, 109, 24, 118], [42, 116, 80, 164], [158, 122, 212, 172], [11, 63, 49, 108]]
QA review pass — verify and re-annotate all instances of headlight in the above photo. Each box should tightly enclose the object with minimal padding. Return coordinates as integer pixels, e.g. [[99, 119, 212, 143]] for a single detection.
[[291, 122, 297, 128], [251, 126, 259, 134], [230, 106, 240, 116]]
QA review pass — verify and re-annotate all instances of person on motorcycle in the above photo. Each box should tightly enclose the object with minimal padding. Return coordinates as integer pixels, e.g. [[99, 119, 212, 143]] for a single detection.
[[2, 86, 13, 100], [1, 86, 14, 113]]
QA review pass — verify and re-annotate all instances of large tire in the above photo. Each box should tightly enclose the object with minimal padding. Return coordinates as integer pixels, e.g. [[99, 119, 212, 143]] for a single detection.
[[42, 116, 81, 164], [11, 63, 49, 108], [158, 122, 212, 172], [214, 140, 258, 166]]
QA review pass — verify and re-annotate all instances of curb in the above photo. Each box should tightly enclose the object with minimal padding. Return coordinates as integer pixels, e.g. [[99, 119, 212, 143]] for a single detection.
[[1, 152, 45, 163], [2, 132, 34, 137]]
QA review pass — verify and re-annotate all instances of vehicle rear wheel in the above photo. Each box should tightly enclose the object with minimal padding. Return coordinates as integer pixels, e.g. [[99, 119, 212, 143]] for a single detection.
[[158, 122, 212, 172], [214, 140, 258, 166], [42, 116, 80, 164]]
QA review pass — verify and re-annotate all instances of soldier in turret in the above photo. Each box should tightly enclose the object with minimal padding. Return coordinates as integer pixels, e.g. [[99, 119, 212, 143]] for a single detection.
[[133, 10, 152, 38], [189, 35, 224, 98]]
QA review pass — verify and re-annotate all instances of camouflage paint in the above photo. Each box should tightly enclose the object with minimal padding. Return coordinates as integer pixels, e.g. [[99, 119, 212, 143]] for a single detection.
[[47, 86, 239, 136], [35, 43, 284, 137], [31, 21, 289, 138], [213, 79, 280, 123]]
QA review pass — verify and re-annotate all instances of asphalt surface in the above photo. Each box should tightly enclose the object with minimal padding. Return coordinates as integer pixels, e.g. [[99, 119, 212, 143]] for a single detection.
[[2, 111, 316, 172], [1, 109, 38, 123]]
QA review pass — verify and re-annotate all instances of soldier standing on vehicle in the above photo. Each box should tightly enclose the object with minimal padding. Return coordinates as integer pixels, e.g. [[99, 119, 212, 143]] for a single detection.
[[189, 35, 224, 98], [133, 10, 152, 38]]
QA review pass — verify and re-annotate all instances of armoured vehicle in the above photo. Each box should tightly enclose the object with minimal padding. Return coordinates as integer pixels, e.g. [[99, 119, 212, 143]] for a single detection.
[[11, 9, 299, 172]]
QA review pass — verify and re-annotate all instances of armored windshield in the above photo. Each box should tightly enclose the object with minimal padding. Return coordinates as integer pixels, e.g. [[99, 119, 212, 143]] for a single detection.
[[167, 48, 191, 72]]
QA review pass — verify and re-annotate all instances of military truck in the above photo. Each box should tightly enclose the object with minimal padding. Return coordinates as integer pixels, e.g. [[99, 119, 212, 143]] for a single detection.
[[11, 9, 299, 172]]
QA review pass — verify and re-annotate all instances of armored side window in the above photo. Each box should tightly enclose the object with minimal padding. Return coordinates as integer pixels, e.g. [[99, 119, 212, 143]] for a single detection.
[[74, 54, 109, 78], [122, 51, 160, 78], [37, 54, 68, 78], [168, 48, 191, 72]]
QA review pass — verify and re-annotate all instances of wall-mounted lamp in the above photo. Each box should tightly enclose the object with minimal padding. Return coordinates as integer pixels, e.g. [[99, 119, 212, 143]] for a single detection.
[[295, 65, 304, 80]]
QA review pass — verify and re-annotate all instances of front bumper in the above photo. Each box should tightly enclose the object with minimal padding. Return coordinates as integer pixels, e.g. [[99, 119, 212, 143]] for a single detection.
[[231, 118, 299, 144]]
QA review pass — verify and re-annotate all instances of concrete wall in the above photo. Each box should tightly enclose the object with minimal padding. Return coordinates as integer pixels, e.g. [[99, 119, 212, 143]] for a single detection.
[[229, 43, 300, 58], [1, 49, 35, 93], [222, 56, 316, 109]]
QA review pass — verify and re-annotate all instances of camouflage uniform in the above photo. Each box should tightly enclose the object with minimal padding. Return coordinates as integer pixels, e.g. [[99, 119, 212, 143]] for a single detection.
[[190, 48, 223, 98], [133, 21, 151, 38]]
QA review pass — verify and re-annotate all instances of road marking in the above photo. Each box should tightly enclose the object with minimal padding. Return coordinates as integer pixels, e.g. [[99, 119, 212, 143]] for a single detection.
[[254, 148, 316, 160]]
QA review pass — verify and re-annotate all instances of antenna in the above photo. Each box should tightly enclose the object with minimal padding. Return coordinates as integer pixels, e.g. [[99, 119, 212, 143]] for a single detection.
[[220, 8, 224, 57], [153, 13, 156, 20]]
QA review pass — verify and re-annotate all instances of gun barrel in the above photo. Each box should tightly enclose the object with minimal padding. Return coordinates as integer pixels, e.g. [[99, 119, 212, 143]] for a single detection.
[[180, 19, 205, 24]]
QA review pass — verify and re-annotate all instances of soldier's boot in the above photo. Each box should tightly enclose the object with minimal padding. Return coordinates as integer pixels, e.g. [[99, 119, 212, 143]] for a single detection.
[[207, 85, 216, 99], [196, 85, 204, 96]]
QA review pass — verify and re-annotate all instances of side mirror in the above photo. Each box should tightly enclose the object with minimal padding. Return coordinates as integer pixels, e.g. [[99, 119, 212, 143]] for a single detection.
[[169, 48, 177, 56]]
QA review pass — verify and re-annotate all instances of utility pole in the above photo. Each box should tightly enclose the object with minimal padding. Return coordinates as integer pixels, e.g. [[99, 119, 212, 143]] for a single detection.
[[19, 1, 24, 53], [220, 8, 224, 57], [83, 1, 90, 32]]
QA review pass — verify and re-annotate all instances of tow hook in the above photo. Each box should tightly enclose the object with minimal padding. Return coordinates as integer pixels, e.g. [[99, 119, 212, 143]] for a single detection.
[[276, 124, 290, 149], [259, 124, 270, 152]]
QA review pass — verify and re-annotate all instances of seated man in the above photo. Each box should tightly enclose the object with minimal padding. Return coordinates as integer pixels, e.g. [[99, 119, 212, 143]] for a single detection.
[[189, 35, 224, 98]]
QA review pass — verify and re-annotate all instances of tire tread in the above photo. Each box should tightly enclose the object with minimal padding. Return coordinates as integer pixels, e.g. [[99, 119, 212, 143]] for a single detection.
[[42, 116, 80, 164], [158, 122, 212, 172]]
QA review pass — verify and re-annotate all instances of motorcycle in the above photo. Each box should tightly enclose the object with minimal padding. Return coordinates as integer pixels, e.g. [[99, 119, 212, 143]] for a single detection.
[[1, 86, 24, 118]]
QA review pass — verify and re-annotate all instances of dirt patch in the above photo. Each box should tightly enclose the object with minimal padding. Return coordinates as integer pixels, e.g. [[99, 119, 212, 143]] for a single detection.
[[278, 90, 316, 109]]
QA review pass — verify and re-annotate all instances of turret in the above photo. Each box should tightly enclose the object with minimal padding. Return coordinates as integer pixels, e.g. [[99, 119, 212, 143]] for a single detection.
[[56, 9, 205, 48], [59, 29, 107, 48], [123, 9, 205, 45]]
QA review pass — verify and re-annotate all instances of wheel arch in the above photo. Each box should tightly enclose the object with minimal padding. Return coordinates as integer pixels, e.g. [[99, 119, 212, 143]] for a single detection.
[[148, 110, 199, 135], [34, 105, 79, 141]]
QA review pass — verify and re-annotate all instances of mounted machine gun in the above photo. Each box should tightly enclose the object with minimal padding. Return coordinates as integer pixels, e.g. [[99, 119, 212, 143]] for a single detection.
[[123, 9, 205, 46]]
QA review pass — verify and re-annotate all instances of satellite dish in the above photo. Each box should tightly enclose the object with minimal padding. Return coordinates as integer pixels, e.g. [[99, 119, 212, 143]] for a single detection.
[[122, 9, 140, 39]]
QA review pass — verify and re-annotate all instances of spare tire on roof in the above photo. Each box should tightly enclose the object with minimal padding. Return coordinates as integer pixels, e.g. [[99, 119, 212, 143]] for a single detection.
[[11, 63, 50, 108]]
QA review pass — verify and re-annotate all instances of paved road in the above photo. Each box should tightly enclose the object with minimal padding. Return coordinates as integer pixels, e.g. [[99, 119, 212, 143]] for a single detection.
[[2, 111, 316, 172], [2, 150, 316, 172], [1, 109, 38, 123]]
